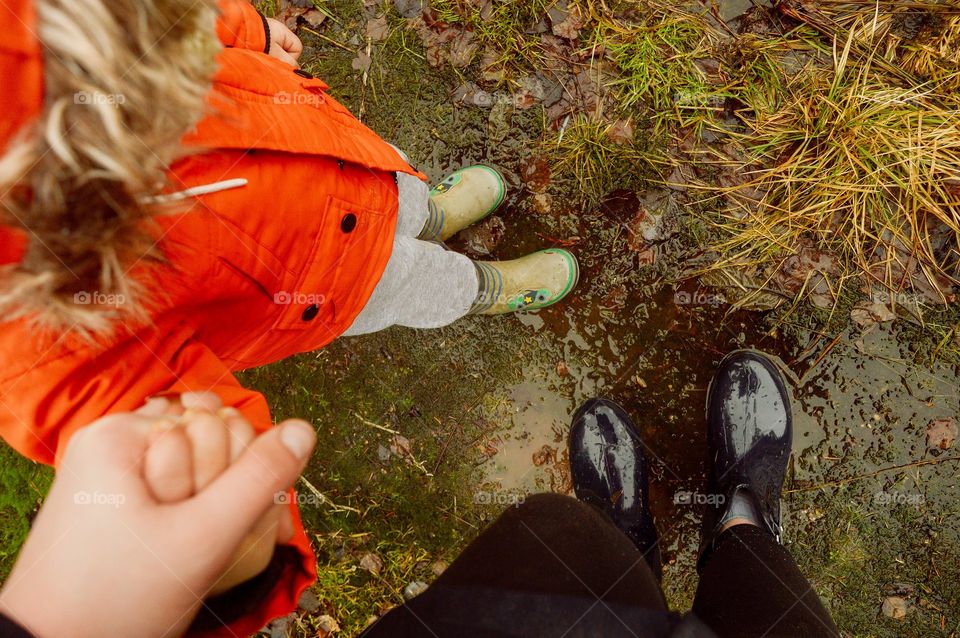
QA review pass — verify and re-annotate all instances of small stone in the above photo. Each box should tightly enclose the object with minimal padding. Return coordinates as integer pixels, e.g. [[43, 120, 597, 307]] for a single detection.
[[430, 560, 448, 576], [404, 581, 429, 600], [882, 596, 908, 620]]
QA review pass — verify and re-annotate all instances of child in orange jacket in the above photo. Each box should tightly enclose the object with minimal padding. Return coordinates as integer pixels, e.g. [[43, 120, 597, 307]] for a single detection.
[[0, 0, 577, 635]]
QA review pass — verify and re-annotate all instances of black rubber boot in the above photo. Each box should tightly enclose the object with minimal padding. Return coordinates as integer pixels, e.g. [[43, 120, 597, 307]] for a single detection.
[[697, 350, 793, 572], [569, 398, 662, 579]]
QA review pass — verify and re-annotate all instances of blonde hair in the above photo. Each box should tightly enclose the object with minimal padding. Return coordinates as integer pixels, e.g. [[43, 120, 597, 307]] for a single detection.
[[0, 0, 220, 335]]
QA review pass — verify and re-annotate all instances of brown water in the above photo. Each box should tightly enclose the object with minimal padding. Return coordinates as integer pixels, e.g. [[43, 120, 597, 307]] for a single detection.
[[436, 165, 959, 563], [416, 0, 960, 562]]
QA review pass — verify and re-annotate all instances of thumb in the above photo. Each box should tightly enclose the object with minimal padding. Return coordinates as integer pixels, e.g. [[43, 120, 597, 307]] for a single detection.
[[180, 419, 316, 547]]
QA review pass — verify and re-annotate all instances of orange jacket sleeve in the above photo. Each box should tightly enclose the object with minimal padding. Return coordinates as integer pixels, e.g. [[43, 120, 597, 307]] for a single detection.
[[0, 319, 316, 637], [216, 0, 269, 53]]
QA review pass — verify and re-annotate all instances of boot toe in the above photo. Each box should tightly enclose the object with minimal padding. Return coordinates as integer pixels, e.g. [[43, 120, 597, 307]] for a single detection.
[[707, 350, 792, 475]]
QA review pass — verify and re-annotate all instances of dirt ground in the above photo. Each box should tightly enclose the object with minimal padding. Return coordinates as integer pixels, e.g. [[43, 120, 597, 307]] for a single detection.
[[0, 0, 958, 637], [242, 1, 960, 635]]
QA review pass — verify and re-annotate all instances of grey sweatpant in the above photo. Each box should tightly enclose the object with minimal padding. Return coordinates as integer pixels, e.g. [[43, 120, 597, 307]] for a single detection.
[[343, 171, 478, 336]]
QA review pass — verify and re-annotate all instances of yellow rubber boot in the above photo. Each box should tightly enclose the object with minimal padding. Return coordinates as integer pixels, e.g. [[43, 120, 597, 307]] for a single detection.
[[471, 249, 579, 314], [420, 165, 506, 241]]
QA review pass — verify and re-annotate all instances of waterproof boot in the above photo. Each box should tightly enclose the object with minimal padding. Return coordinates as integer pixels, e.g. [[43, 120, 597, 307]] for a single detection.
[[419, 165, 506, 242], [569, 398, 662, 580], [470, 249, 578, 314], [697, 350, 793, 572]]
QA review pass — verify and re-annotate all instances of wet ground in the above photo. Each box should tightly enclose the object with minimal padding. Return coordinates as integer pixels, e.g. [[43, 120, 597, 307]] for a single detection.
[[1, 1, 956, 636], [241, 0, 960, 633]]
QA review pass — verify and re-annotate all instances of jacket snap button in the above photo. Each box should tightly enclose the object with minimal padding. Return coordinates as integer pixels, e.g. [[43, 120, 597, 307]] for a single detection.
[[301, 304, 320, 321], [294, 69, 314, 79], [341, 213, 357, 233]]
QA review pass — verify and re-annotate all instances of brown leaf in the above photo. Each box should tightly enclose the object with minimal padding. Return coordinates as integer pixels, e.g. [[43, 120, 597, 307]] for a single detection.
[[607, 118, 635, 145], [278, 6, 309, 30], [520, 156, 551, 192], [303, 8, 326, 27], [532, 445, 555, 466], [549, 3, 584, 40], [365, 15, 389, 41], [448, 30, 478, 68], [459, 215, 505, 256], [881, 596, 908, 620], [359, 553, 383, 575], [556, 360, 570, 377], [351, 50, 372, 73], [389, 434, 412, 457], [926, 418, 956, 450]]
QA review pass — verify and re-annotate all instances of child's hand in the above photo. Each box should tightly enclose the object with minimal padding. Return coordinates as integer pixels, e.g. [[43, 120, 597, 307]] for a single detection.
[[0, 395, 315, 638], [266, 18, 303, 67], [142, 394, 296, 595]]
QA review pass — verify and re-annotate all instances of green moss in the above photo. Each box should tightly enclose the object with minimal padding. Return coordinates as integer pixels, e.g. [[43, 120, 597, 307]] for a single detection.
[[0, 443, 52, 580]]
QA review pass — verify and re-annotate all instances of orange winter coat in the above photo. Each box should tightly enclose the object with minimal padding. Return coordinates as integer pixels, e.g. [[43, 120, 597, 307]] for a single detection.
[[0, 1, 424, 635]]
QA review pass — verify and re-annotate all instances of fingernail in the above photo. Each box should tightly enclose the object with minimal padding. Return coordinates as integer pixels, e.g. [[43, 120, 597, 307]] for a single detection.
[[217, 406, 242, 419], [144, 396, 169, 409], [280, 421, 315, 460]]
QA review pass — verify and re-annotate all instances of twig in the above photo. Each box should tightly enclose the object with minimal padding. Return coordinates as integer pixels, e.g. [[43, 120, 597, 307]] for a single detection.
[[301, 27, 352, 52], [785, 456, 960, 494], [297, 476, 361, 514], [353, 412, 400, 435]]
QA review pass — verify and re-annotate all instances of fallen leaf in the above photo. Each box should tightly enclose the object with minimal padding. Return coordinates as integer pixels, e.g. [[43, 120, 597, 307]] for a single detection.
[[393, 0, 425, 18], [519, 156, 552, 192], [453, 82, 494, 107], [556, 360, 570, 377], [607, 118, 635, 145], [459, 215, 505, 256], [851, 301, 895, 328], [303, 8, 326, 27], [448, 30, 478, 68], [317, 614, 340, 636], [278, 6, 309, 30], [926, 418, 956, 450], [431, 560, 448, 576], [359, 553, 383, 575], [532, 445, 555, 466], [298, 589, 321, 613], [549, 3, 585, 40], [365, 15, 389, 41], [882, 596, 908, 620], [351, 50, 372, 73], [389, 434, 412, 457]]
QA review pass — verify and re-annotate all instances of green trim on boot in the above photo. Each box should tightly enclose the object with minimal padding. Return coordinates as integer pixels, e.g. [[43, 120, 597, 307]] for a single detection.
[[470, 249, 579, 315]]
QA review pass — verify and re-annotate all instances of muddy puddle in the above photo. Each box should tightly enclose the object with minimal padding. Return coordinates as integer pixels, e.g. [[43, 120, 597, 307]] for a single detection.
[[450, 177, 959, 563], [406, 0, 960, 566]]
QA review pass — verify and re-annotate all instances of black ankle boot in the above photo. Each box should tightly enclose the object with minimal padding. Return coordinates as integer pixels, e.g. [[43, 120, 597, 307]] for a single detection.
[[569, 398, 662, 579], [698, 350, 793, 572]]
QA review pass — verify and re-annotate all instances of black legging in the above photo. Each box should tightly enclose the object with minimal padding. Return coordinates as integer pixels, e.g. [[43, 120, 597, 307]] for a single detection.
[[363, 493, 839, 638]]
